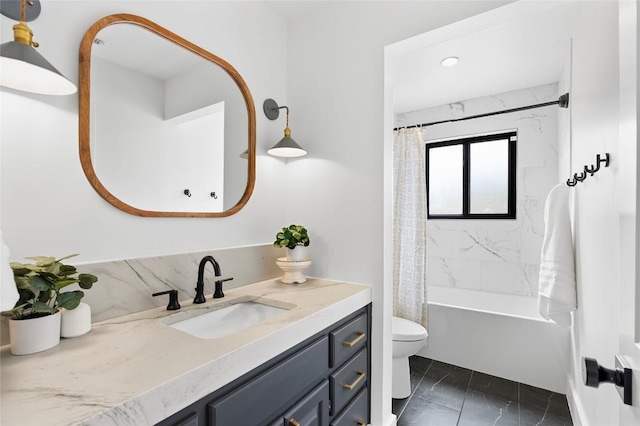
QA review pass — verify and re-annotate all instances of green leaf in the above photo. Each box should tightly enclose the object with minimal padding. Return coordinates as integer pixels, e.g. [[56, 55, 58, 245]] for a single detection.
[[25, 256, 56, 267], [78, 274, 98, 289], [57, 291, 84, 310], [14, 276, 33, 290], [15, 289, 34, 307], [56, 254, 79, 263], [54, 279, 79, 291], [30, 275, 52, 292], [58, 265, 78, 277], [36, 289, 52, 304], [31, 301, 56, 314], [10, 265, 31, 276]]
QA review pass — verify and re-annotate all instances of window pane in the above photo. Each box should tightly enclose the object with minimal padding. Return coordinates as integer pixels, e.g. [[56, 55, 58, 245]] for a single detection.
[[429, 144, 463, 214], [469, 139, 509, 214]]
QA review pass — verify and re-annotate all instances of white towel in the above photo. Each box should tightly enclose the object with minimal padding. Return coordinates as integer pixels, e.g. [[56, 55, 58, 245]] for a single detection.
[[538, 184, 576, 327], [1, 232, 19, 312]]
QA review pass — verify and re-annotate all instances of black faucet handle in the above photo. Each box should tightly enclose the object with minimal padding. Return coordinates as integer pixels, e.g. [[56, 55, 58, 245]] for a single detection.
[[152, 289, 181, 310], [213, 277, 233, 299]]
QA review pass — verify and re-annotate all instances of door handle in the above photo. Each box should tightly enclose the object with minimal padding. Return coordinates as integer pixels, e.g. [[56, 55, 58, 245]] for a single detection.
[[582, 355, 632, 405]]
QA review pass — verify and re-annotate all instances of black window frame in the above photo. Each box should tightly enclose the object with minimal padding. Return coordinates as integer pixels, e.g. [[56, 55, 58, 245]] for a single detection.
[[425, 131, 517, 219]]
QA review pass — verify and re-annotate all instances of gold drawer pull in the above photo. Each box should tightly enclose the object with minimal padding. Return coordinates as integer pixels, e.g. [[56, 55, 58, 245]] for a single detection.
[[357, 422, 366, 426], [289, 419, 300, 426], [342, 371, 366, 390], [343, 331, 365, 347]]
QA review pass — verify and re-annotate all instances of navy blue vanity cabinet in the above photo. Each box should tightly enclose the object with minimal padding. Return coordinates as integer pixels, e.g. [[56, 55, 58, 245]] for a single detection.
[[157, 304, 371, 426]]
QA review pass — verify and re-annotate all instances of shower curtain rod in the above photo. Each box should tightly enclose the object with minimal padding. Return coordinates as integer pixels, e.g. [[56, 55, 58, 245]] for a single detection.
[[394, 92, 569, 131]]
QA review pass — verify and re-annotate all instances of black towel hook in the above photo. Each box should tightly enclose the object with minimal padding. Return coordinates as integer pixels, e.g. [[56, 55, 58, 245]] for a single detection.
[[184, 189, 191, 197], [566, 177, 577, 187], [585, 153, 610, 176], [574, 170, 587, 182]]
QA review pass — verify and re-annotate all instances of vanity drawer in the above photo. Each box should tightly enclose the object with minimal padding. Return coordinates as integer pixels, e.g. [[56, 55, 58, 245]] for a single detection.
[[330, 388, 368, 426], [330, 313, 367, 368], [209, 336, 329, 426], [330, 349, 367, 416]]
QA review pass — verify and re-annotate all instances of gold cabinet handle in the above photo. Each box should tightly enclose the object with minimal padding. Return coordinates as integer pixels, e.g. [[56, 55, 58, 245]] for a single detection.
[[289, 419, 300, 426], [342, 371, 366, 390], [343, 331, 365, 347], [357, 422, 366, 426]]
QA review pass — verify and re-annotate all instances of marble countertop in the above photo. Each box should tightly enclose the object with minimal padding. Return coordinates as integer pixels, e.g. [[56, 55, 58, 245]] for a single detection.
[[0, 278, 372, 426]]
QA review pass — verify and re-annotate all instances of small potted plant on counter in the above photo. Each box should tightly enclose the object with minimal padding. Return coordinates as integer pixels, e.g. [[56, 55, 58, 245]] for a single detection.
[[274, 224, 310, 261], [274, 225, 311, 284], [1, 254, 98, 355]]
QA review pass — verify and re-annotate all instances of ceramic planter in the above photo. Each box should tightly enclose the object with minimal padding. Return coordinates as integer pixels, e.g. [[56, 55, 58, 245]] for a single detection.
[[286, 246, 308, 261], [61, 302, 92, 338], [9, 311, 61, 355]]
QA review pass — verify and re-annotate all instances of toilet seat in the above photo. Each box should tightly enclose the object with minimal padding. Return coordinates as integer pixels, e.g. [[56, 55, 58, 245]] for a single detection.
[[392, 316, 428, 342]]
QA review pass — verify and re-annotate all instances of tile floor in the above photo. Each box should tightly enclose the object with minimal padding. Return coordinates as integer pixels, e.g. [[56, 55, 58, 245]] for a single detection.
[[392, 357, 573, 426]]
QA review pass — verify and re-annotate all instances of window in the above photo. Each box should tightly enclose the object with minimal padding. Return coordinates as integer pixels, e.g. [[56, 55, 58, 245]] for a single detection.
[[426, 131, 516, 219]]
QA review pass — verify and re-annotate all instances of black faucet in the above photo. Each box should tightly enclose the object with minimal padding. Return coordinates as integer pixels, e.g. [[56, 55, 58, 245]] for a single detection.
[[194, 256, 233, 303]]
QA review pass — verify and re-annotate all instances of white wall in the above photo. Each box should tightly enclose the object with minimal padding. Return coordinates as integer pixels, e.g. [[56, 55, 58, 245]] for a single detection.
[[566, 1, 626, 424], [1, 1, 288, 262]]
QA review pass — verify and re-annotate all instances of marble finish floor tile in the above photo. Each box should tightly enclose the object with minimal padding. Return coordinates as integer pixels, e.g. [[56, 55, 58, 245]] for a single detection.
[[458, 390, 519, 426], [393, 356, 573, 426], [413, 360, 473, 411], [398, 398, 461, 426]]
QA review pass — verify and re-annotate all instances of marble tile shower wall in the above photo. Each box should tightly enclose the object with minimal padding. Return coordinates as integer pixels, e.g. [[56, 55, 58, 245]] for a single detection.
[[396, 83, 559, 297]]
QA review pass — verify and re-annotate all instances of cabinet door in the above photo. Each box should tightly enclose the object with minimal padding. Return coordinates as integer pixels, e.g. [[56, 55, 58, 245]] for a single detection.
[[283, 381, 330, 426], [209, 337, 329, 425], [330, 388, 368, 426]]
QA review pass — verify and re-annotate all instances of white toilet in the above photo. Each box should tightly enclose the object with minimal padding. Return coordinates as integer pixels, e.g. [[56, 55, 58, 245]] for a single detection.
[[392, 316, 428, 399]]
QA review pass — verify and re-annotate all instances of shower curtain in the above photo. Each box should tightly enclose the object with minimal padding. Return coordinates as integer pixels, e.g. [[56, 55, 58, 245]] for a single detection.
[[393, 127, 428, 328]]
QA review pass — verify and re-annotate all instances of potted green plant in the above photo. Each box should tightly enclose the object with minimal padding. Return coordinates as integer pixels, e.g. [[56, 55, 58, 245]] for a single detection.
[[274, 224, 310, 261], [1, 254, 98, 355]]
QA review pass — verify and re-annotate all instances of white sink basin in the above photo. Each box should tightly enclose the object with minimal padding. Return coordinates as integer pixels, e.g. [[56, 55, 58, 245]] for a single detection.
[[166, 302, 288, 340]]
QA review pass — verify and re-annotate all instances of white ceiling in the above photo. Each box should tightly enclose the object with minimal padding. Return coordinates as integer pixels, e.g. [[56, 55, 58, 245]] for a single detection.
[[391, 3, 576, 113]]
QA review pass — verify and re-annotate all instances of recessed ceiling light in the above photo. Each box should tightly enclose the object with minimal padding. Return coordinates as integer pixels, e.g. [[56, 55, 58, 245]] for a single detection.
[[441, 56, 459, 67]]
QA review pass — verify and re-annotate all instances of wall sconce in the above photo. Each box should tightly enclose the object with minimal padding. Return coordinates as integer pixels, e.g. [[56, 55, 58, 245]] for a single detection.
[[0, 0, 76, 95], [263, 98, 307, 158]]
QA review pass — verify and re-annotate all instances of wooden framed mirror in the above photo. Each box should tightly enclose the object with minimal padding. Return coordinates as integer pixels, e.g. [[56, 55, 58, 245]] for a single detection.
[[79, 14, 255, 217]]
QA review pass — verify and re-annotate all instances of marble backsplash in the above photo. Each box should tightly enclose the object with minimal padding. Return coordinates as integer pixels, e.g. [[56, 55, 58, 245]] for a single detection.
[[0, 244, 283, 346], [396, 83, 559, 298]]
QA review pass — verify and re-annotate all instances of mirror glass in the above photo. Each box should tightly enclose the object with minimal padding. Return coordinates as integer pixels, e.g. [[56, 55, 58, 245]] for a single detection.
[[79, 14, 255, 217]]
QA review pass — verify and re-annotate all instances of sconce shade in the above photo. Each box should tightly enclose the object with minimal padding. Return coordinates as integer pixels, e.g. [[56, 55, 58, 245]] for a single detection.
[[264, 98, 307, 158], [0, 0, 76, 96], [1, 41, 77, 95], [267, 128, 307, 158]]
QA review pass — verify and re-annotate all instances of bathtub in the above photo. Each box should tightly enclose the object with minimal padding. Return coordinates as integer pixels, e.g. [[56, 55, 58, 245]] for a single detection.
[[417, 286, 570, 393]]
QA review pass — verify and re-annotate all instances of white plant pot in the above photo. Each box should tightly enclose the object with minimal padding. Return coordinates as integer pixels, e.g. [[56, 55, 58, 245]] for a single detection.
[[61, 302, 92, 338], [9, 311, 61, 355], [286, 246, 308, 261]]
